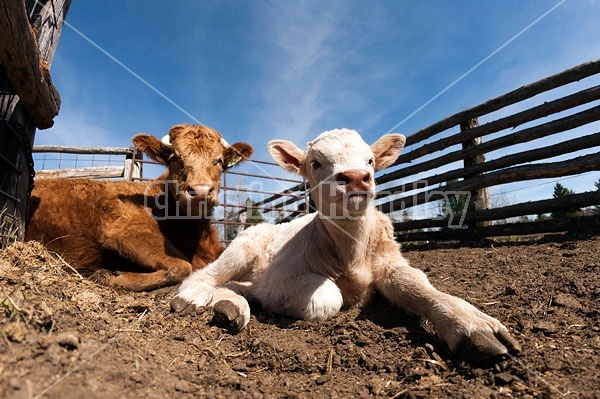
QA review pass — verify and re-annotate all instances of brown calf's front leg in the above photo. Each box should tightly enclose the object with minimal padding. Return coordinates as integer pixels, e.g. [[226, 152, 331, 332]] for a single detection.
[[96, 223, 193, 291], [376, 256, 521, 364], [91, 264, 192, 291]]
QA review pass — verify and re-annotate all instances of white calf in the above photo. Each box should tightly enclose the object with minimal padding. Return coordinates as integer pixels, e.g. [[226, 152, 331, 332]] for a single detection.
[[172, 128, 521, 363]]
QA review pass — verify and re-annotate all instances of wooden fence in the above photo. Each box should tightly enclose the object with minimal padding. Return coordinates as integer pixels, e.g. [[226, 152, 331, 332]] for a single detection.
[[25, 58, 600, 245], [378, 59, 600, 241], [32, 145, 143, 180], [0, 0, 71, 246]]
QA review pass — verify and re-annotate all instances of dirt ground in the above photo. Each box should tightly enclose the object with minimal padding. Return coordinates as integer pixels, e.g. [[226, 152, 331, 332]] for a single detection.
[[1, 232, 598, 399]]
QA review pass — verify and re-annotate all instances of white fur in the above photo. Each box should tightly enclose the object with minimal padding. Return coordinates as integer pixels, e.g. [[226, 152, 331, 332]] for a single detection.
[[175, 129, 518, 358]]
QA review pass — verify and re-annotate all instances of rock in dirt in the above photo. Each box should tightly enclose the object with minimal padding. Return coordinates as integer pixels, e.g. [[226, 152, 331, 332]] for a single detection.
[[553, 293, 583, 310], [494, 372, 516, 385], [368, 377, 387, 395], [37, 336, 51, 349], [355, 334, 370, 346], [55, 331, 79, 349], [315, 375, 331, 385], [45, 343, 64, 365], [174, 379, 193, 393], [532, 321, 559, 335], [3, 321, 26, 343], [35, 301, 54, 328]]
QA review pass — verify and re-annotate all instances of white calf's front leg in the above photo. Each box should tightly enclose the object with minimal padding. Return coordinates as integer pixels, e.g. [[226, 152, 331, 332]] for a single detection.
[[173, 273, 253, 333], [171, 233, 259, 314], [376, 256, 520, 363], [173, 268, 217, 309]]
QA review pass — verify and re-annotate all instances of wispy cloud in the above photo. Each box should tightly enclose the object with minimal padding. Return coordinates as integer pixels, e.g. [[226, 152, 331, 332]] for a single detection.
[[249, 0, 347, 144]]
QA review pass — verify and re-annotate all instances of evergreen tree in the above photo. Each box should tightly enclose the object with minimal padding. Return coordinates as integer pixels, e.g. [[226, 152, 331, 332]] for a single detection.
[[551, 182, 580, 219], [553, 182, 575, 198], [244, 198, 265, 225], [438, 180, 469, 227]]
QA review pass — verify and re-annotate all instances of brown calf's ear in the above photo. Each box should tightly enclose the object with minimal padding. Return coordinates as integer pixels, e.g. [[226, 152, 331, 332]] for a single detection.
[[267, 140, 306, 175], [223, 142, 254, 169], [132, 134, 172, 165], [371, 133, 406, 171]]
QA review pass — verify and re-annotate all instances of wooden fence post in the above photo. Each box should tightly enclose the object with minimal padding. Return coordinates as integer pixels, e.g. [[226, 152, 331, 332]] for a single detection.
[[0, 0, 72, 245], [460, 118, 490, 228], [124, 147, 144, 181]]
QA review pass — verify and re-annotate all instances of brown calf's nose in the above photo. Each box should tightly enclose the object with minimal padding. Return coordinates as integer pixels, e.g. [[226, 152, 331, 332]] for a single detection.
[[187, 183, 215, 199], [336, 170, 372, 192]]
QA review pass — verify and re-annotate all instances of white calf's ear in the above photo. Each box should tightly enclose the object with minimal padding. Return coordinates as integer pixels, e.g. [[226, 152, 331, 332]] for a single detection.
[[268, 140, 306, 174], [371, 134, 406, 171]]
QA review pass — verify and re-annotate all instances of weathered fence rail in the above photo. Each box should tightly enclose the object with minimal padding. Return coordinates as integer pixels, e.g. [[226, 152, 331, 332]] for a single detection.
[[33, 145, 132, 154], [398, 60, 600, 150], [381, 58, 600, 241], [31, 145, 143, 180]]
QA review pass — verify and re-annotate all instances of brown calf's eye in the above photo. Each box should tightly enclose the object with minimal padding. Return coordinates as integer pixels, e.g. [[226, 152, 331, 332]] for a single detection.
[[215, 158, 224, 166]]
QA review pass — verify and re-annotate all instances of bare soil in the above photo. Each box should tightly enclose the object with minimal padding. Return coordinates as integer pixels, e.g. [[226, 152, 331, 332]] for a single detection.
[[1, 233, 598, 399]]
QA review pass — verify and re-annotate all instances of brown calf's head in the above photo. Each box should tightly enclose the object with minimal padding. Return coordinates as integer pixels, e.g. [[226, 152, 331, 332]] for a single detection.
[[133, 124, 253, 216]]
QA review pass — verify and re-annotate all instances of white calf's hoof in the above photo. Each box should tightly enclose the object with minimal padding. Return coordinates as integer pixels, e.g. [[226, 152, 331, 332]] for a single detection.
[[213, 300, 250, 333], [453, 327, 521, 364], [170, 296, 191, 312]]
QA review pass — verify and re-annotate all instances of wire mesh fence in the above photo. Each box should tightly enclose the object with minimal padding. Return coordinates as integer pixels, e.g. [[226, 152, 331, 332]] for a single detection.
[[31, 147, 311, 245]]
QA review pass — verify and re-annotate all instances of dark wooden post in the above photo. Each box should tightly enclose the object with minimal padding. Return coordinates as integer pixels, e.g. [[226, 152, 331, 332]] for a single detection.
[[460, 118, 490, 228], [0, 0, 72, 245]]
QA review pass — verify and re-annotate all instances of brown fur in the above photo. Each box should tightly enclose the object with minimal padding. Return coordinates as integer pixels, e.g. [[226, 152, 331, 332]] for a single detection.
[[25, 124, 253, 291]]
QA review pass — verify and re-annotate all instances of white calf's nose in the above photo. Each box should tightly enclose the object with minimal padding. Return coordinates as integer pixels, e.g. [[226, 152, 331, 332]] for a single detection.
[[336, 170, 372, 192]]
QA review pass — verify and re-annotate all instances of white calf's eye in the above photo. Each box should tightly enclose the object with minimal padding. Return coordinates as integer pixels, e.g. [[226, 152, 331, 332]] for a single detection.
[[368, 158, 375, 167], [311, 160, 322, 169]]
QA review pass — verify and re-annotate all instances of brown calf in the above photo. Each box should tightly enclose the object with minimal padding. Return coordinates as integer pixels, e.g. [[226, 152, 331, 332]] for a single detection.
[[26, 124, 253, 291]]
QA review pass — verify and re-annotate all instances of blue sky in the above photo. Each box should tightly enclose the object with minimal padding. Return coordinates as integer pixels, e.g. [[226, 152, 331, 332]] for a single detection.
[[35, 0, 600, 215]]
